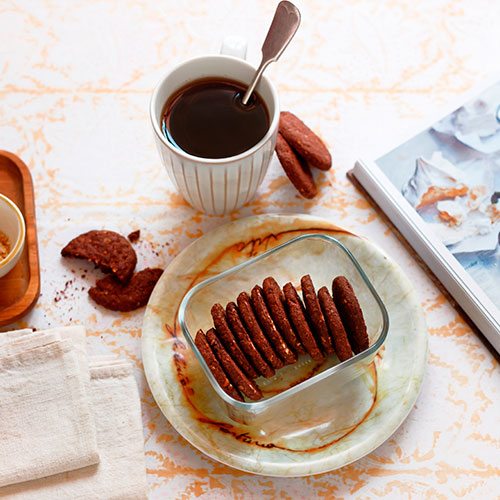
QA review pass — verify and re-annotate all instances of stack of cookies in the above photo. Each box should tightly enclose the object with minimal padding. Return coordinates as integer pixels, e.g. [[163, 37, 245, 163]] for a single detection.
[[195, 274, 369, 402], [275, 111, 332, 199]]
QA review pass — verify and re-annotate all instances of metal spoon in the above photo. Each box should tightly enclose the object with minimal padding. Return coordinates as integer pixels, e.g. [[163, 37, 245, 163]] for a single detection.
[[241, 1, 301, 106]]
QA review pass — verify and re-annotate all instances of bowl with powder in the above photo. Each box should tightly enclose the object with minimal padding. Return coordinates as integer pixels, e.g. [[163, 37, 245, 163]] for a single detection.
[[0, 194, 25, 278]]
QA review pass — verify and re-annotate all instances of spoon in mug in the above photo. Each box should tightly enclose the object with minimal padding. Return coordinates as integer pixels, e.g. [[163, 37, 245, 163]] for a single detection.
[[240, 1, 301, 106]]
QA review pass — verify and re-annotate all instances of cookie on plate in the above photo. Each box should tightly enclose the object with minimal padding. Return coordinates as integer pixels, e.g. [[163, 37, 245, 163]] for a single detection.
[[211, 303, 258, 379], [251, 285, 297, 365], [331, 276, 369, 354], [206, 328, 263, 401], [283, 282, 324, 361], [262, 276, 306, 354], [237, 291, 284, 370], [318, 286, 353, 362], [195, 330, 243, 401], [301, 275, 335, 354], [226, 302, 275, 378]]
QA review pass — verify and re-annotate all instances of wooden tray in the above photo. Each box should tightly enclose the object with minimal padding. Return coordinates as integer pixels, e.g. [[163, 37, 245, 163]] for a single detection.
[[0, 151, 40, 327]]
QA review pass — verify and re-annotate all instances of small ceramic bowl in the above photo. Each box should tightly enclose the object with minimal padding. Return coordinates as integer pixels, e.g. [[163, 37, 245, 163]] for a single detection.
[[0, 194, 26, 278]]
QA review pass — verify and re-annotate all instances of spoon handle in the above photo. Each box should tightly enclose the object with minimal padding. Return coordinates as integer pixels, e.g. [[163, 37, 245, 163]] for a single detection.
[[241, 1, 301, 105]]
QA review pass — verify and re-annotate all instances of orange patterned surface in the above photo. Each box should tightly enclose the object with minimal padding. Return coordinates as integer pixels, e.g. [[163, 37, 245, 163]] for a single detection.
[[2, 0, 499, 498]]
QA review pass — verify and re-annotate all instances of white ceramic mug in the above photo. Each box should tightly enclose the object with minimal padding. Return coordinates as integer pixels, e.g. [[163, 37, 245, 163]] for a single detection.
[[150, 39, 279, 215]]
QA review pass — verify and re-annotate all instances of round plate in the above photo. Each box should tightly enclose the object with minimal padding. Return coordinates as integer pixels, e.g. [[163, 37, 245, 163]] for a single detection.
[[142, 214, 427, 476]]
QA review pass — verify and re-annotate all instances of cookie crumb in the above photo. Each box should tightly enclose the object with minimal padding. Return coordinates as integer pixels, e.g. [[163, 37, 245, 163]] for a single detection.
[[128, 230, 140, 243]]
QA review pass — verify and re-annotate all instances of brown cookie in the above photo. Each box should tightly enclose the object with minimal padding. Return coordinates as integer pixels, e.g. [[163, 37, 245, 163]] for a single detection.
[[88, 268, 162, 312], [331, 276, 369, 354], [237, 292, 283, 370], [62, 230, 137, 283], [283, 282, 324, 361], [275, 133, 317, 199], [262, 277, 306, 354], [318, 286, 353, 362], [226, 302, 275, 378], [251, 285, 297, 365], [279, 111, 331, 171], [211, 303, 258, 379], [206, 328, 263, 401], [301, 275, 335, 354], [195, 330, 243, 401]]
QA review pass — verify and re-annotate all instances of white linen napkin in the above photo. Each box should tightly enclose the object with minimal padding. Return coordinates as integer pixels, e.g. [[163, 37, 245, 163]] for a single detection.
[[0, 357, 149, 500], [0, 328, 33, 345], [0, 328, 99, 488]]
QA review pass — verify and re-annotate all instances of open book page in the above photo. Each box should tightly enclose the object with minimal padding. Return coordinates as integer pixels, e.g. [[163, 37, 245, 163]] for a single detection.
[[376, 81, 500, 315]]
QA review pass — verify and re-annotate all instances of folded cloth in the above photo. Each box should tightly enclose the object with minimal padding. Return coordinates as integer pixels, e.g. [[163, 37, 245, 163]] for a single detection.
[[0, 358, 149, 500], [37, 326, 92, 394], [0, 329, 33, 346], [1, 327, 83, 349], [1, 326, 93, 410], [0, 327, 99, 488], [1, 331, 60, 357]]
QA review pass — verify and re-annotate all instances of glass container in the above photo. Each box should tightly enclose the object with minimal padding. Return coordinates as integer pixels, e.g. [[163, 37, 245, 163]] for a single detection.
[[178, 234, 389, 428]]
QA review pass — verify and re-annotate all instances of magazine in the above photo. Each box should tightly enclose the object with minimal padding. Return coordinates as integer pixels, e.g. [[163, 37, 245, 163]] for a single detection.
[[353, 80, 500, 353]]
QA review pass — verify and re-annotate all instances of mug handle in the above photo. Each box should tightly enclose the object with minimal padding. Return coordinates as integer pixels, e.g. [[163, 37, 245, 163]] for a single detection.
[[220, 36, 248, 59]]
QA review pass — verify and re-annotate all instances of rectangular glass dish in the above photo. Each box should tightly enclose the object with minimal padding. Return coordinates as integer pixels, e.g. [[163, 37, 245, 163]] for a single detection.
[[178, 234, 389, 427]]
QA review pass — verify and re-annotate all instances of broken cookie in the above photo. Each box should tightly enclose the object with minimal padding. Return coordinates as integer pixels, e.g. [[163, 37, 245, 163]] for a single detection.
[[88, 267, 162, 312], [62, 230, 137, 283]]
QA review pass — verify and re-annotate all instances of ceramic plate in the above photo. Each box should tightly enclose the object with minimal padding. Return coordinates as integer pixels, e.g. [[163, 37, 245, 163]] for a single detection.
[[142, 214, 428, 476]]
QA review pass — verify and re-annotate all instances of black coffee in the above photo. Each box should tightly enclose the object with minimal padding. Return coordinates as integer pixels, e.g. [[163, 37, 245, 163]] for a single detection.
[[161, 78, 269, 159]]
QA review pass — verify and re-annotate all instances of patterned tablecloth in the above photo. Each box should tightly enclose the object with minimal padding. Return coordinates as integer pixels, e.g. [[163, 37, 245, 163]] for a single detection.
[[2, 1, 499, 498]]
